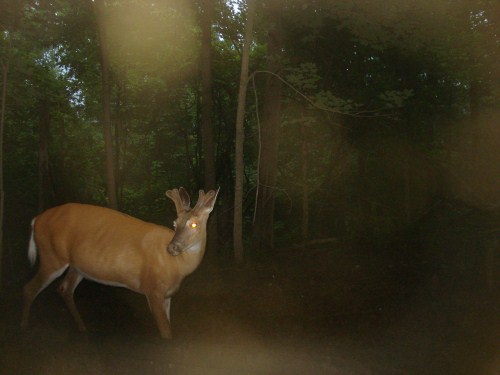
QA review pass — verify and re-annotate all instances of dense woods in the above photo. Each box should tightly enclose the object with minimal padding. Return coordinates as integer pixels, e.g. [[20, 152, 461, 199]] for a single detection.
[[0, 1, 499, 373], [0, 0, 498, 284]]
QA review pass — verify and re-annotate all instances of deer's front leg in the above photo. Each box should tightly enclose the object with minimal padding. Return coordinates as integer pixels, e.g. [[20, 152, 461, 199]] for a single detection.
[[57, 267, 86, 332], [147, 293, 172, 339]]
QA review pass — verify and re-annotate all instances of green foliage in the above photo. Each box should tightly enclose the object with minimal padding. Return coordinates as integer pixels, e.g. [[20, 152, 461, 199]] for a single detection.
[[378, 89, 414, 109], [0, 0, 498, 257]]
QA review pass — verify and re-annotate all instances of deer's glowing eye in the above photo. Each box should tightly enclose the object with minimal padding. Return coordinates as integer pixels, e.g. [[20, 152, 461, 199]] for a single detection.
[[173, 221, 177, 228], [190, 222, 198, 229]]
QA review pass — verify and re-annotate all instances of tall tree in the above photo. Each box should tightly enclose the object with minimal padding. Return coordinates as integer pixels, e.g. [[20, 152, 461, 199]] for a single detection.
[[38, 98, 52, 212], [0, 24, 10, 290], [252, 0, 283, 254], [0, 0, 25, 289], [234, 0, 255, 264], [299, 113, 309, 246], [200, 0, 217, 257], [94, 0, 118, 209], [200, 0, 216, 191]]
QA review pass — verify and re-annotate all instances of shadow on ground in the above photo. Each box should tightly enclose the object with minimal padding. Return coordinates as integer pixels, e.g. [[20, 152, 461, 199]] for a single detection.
[[1, 201, 499, 374]]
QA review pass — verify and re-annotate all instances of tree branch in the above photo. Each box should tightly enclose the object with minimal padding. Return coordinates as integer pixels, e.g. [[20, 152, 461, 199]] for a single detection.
[[248, 70, 393, 118]]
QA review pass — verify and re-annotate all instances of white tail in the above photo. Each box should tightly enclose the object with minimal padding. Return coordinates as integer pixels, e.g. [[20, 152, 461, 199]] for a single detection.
[[21, 187, 219, 339], [27, 219, 37, 266]]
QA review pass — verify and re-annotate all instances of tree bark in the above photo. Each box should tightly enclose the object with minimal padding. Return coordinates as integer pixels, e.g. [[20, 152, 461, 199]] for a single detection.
[[300, 120, 309, 246], [38, 99, 52, 212], [200, 0, 218, 259], [253, 0, 283, 255], [0, 39, 10, 290], [201, 0, 216, 191], [95, 0, 118, 210], [233, 0, 255, 264], [114, 70, 126, 202]]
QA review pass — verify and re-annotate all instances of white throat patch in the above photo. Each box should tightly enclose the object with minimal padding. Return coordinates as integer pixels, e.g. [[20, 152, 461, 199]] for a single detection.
[[186, 242, 202, 254]]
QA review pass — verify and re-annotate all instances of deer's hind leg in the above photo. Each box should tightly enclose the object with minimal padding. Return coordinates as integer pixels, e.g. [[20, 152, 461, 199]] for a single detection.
[[21, 263, 69, 329]]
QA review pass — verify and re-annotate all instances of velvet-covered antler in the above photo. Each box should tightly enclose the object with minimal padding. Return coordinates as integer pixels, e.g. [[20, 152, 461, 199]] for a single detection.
[[192, 188, 219, 215], [165, 187, 191, 214]]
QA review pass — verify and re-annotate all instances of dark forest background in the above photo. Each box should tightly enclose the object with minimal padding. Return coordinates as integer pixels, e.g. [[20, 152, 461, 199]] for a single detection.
[[0, 0, 498, 289]]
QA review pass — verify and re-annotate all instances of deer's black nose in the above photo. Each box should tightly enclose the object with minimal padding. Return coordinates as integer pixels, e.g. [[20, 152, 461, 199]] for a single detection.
[[167, 242, 182, 256]]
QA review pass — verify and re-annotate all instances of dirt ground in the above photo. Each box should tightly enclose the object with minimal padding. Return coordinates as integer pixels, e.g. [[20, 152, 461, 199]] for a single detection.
[[1, 244, 498, 375]]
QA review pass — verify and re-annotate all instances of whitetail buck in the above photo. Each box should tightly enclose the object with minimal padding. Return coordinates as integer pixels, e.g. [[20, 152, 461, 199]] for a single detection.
[[21, 187, 218, 339]]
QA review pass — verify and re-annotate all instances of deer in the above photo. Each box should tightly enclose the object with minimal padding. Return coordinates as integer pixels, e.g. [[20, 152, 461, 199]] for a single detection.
[[21, 187, 218, 339]]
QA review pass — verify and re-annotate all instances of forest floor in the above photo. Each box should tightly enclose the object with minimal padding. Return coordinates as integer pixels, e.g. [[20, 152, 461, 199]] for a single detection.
[[0, 244, 498, 375]]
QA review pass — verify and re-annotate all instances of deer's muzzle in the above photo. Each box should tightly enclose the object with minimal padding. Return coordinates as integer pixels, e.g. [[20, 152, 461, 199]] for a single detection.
[[167, 241, 182, 256]]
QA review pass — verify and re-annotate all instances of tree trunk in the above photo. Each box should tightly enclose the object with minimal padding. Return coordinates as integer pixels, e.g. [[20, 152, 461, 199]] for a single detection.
[[194, 90, 203, 187], [114, 70, 126, 202], [469, 79, 482, 123], [201, 0, 216, 191], [200, 0, 218, 259], [0, 42, 9, 290], [403, 134, 411, 225], [38, 99, 52, 212], [253, 1, 283, 255], [485, 237, 497, 293], [95, 0, 118, 210], [233, 0, 255, 264], [300, 121, 309, 246]]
